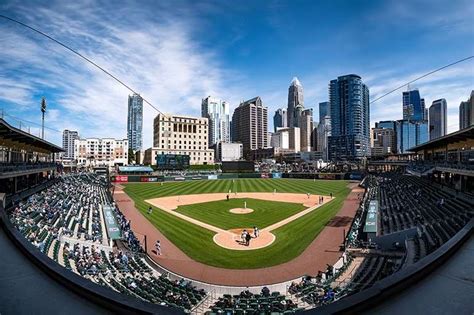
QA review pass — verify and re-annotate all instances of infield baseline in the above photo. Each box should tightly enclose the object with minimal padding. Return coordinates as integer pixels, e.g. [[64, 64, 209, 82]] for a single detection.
[[145, 192, 333, 250]]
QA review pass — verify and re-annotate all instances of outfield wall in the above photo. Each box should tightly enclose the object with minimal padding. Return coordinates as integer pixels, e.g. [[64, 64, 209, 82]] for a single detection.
[[111, 172, 352, 183]]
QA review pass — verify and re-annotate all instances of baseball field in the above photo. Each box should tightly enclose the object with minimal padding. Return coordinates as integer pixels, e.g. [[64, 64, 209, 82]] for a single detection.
[[123, 178, 350, 269]]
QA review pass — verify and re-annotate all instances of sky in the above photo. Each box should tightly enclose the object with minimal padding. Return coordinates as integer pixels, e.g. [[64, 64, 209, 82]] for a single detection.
[[0, 0, 473, 148]]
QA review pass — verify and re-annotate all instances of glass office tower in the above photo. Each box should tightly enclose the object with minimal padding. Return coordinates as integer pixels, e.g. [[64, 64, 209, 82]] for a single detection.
[[328, 74, 370, 160]]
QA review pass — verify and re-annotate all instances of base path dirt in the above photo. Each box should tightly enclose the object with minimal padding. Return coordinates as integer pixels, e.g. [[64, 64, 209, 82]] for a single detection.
[[145, 192, 332, 250], [145, 192, 326, 211], [113, 183, 363, 286]]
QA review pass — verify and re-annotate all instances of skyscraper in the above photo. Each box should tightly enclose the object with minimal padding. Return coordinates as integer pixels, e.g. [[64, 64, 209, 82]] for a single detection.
[[371, 128, 396, 156], [231, 97, 268, 157], [328, 74, 370, 160], [127, 93, 143, 151], [318, 101, 330, 124], [287, 77, 304, 128], [374, 120, 397, 154], [398, 89, 429, 152], [201, 96, 230, 147], [429, 99, 447, 140], [396, 120, 429, 153], [317, 116, 331, 161], [273, 108, 287, 132], [62, 129, 79, 160], [299, 109, 313, 152], [375, 120, 397, 130], [459, 90, 474, 130], [403, 89, 426, 121]]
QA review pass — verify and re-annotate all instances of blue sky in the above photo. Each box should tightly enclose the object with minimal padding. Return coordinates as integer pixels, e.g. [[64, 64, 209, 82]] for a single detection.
[[0, 0, 473, 147]]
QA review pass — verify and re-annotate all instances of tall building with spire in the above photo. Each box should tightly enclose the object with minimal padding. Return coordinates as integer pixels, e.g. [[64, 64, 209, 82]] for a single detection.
[[287, 77, 304, 128], [127, 93, 143, 151]]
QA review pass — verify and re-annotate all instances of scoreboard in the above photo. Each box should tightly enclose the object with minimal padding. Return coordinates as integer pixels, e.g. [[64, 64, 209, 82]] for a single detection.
[[155, 154, 190, 170]]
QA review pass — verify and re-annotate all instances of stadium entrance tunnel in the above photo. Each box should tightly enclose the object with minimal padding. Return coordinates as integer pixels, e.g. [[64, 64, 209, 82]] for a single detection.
[[213, 229, 275, 250]]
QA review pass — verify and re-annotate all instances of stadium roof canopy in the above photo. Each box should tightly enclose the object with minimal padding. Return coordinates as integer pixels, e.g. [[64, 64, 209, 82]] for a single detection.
[[0, 118, 63, 153], [408, 126, 474, 152], [118, 166, 153, 173]]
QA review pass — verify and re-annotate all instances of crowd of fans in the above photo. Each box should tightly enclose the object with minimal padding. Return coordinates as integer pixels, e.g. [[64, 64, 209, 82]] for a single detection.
[[208, 288, 299, 314], [110, 201, 142, 253], [10, 173, 106, 249], [7, 172, 207, 312], [6, 168, 473, 313]]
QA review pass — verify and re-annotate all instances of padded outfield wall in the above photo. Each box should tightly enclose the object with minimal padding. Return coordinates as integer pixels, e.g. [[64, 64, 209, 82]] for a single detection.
[[111, 172, 354, 183]]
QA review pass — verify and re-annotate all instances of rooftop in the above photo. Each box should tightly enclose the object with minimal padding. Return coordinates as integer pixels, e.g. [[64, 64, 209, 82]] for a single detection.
[[0, 118, 63, 153], [408, 125, 474, 152]]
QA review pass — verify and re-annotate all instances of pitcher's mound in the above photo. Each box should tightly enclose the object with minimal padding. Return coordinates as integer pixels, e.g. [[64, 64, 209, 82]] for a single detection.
[[213, 229, 275, 250], [229, 208, 254, 214]]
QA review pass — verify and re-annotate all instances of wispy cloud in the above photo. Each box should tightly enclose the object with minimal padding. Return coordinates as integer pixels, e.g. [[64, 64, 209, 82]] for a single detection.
[[0, 0, 472, 147], [0, 1, 251, 146]]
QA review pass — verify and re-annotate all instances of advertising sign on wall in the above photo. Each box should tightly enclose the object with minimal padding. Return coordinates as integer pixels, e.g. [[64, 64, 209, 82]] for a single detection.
[[140, 177, 159, 182], [114, 175, 129, 183], [272, 172, 282, 179], [103, 205, 121, 240]]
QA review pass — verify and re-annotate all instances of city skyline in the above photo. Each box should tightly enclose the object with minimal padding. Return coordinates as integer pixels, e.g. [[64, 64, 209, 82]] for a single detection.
[[0, 0, 473, 148]]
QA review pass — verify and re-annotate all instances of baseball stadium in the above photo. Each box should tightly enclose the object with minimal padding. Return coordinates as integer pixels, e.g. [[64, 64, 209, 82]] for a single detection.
[[1, 3, 474, 314], [0, 119, 473, 314]]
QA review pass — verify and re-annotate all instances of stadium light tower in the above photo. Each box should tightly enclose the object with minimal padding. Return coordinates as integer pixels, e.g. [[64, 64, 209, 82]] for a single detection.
[[40, 96, 47, 139]]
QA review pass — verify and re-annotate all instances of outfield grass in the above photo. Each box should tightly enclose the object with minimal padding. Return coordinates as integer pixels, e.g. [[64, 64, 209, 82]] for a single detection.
[[123, 179, 350, 269], [175, 198, 306, 230]]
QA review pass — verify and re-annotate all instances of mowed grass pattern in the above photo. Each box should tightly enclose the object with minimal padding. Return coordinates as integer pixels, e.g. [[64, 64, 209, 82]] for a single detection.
[[175, 198, 306, 230], [123, 179, 350, 269]]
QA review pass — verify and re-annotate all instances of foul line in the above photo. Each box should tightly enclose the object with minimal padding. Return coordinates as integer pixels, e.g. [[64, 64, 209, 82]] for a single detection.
[[144, 192, 334, 235]]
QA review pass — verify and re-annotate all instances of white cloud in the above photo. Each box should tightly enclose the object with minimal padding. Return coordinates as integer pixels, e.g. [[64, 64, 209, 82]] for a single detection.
[[0, 1, 252, 147], [0, 0, 472, 148], [368, 60, 474, 132]]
